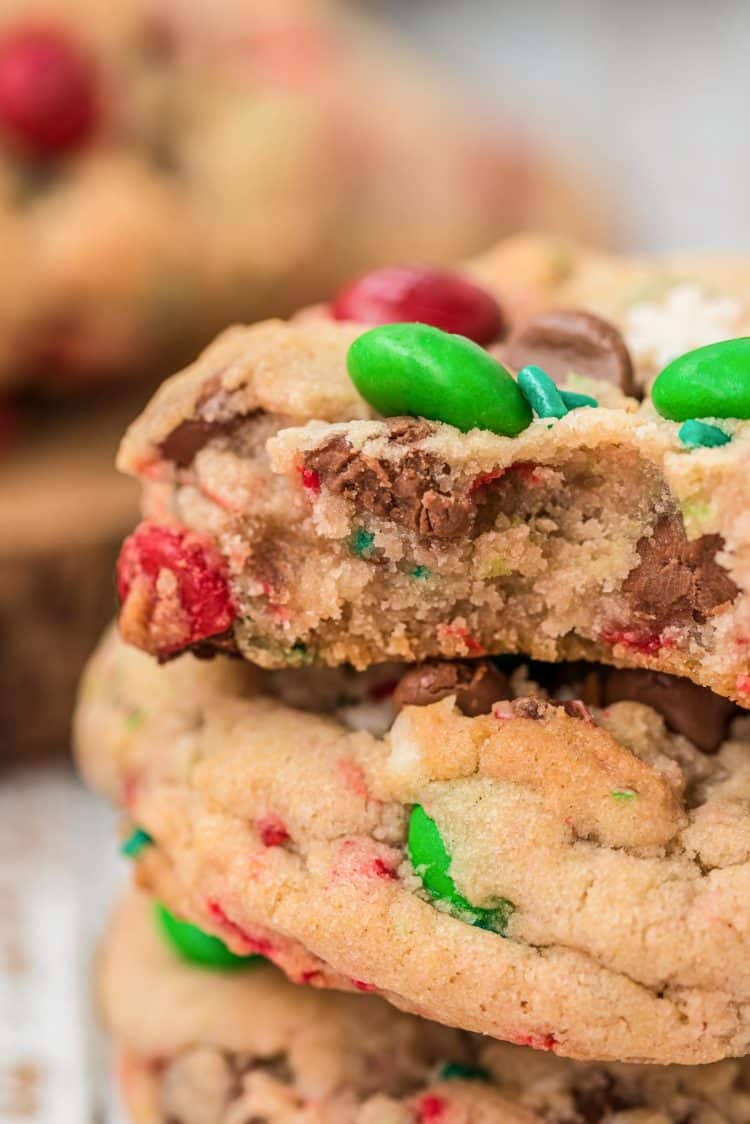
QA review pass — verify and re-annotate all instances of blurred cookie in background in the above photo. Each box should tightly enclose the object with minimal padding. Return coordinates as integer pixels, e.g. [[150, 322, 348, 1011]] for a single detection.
[[0, 0, 612, 394], [0, 399, 137, 761]]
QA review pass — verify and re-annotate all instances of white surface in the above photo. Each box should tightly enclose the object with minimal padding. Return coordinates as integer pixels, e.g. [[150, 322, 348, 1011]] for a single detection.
[[0, 765, 125, 1124], [379, 0, 750, 252]]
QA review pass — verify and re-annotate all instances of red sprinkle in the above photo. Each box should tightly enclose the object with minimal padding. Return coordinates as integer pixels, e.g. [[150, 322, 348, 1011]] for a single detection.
[[337, 758, 370, 800], [0, 26, 98, 154], [370, 857, 397, 881], [299, 968, 324, 985], [205, 900, 273, 956], [351, 978, 376, 992], [117, 522, 236, 657], [469, 468, 505, 495], [298, 466, 321, 494], [736, 674, 750, 695], [416, 1094, 447, 1121], [439, 622, 486, 656], [258, 814, 290, 848], [602, 628, 663, 656], [514, 1032, 557, 1052], [331, 266, 504, 345]]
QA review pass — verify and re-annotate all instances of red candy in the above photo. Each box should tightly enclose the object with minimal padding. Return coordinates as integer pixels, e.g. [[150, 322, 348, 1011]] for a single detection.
[[417, 1095, 447, 1121], [298, 466, 321, 493], [258, 815, 290, 848], [0, 27, 98, 155], [331, 266, 504, 345], [117, 522, 235, 657]]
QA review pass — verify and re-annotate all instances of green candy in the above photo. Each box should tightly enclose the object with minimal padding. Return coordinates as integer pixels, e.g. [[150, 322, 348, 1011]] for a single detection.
[[517, 365, 568, 419], [349, 527, 375, 557], [560, 389, 598, 409], [120, 827, 153, 858], [154, 903, 260, 970], [678, 419, 731, 448], [652, 337, 750, 420], [407, 805, 513, 934], [438, 1061, 491, 1082], [347, 323, 532, 437]]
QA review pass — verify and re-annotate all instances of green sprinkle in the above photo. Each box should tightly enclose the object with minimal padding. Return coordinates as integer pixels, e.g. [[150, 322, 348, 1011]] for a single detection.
[[350, 527, 376, 558], [560, 389, 598, 409], [125, 709, 145, 732], [410, 565, 431, 579], [678, 419, 731, 448], [120, 827, 153, 858], [611, 788, 637, 802], [408, 805, 514, 935], [517, 365, 569, 420], [438, 1061, 491, 1083]]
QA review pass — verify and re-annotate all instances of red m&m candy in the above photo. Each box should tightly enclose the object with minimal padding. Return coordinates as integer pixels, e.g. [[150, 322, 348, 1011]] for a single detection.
[[0, 27, 98, 155], [331, 265, 505, 345]]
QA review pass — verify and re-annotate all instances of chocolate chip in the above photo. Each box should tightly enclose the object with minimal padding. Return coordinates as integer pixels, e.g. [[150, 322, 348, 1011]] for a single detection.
[[159, 418, 222, 467], [604, 669, 737, 752], [623, 518, 737, 631], [305, 425, 474, 542], [393, 659, 510, 716], [512, 696, 591, 722], [505, 309, 636, 396]]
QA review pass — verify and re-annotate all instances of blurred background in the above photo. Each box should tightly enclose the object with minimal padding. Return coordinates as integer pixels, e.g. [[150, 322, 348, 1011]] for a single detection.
[[379, 0, 748, 253], [1, 0, 747, 1120]]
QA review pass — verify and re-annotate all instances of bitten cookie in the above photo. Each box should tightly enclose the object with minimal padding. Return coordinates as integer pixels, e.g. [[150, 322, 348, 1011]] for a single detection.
[[0, 2, 603, 391], [77, 629, 750, 1064], [100, 890, 750, 1124], [115, 253, 750, 699]]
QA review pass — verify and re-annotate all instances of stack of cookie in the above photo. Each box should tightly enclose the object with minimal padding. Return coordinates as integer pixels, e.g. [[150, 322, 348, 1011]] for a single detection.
[[76, 236, 750, 1120]]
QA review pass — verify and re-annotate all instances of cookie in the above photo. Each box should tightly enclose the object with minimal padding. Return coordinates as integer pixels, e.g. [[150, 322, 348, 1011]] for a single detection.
[[100, 889, 750, 1124], [0, 3, 605, 392], [76, 629, 750, 1064], [115, 264, 750, 701], [1, 400, 136, 758]]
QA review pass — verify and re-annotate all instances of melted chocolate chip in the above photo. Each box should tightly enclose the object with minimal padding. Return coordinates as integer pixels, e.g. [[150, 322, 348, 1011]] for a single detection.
[[604, 668, 736, 752], [512, 696, 591, 721], [393, 659, 510, 716], [305, 422, 474, 542], [159, 418, 222, 466], [506, 309, 636, 396], [159, 409, 259, 467], [623, 518, 737, 631]]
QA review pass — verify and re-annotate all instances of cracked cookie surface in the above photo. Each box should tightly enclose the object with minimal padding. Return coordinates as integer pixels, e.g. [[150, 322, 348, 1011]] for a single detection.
[[77, 629, 750, 1064], [101, 890, 750, 1124]]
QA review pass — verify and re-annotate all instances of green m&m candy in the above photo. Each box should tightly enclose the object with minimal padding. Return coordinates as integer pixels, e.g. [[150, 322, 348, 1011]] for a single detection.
[[347, 323, 532, 437], [407, 805, 513, 934], [652, 337, 750, 421], [154, 903, 260, 970]]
